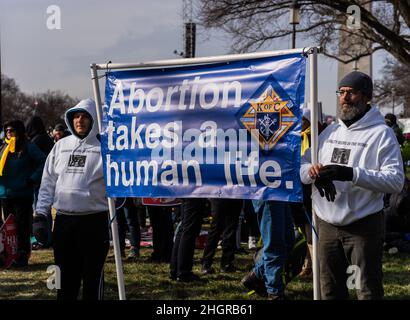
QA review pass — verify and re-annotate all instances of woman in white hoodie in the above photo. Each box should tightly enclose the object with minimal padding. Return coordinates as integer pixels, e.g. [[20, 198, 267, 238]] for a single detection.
[[300, 72, 404, 300], [36, 98, 109, 300]]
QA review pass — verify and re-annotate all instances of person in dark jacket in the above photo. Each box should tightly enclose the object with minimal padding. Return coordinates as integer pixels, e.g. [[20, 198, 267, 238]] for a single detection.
[[25, 116, 54, 155], [0, 120, 46, 266], [25, 116, 55, 248]]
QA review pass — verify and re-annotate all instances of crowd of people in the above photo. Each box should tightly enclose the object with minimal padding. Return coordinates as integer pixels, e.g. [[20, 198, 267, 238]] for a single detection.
[[0, 71, 409, 300]]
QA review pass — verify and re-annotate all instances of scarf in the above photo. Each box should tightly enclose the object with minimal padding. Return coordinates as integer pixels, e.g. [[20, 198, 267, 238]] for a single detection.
[[0, 137, 16, 176], [301, 126, 311, 156]]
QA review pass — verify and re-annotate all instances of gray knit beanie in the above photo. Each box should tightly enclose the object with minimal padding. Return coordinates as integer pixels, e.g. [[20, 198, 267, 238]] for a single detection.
[[338, 71, 373, 99]]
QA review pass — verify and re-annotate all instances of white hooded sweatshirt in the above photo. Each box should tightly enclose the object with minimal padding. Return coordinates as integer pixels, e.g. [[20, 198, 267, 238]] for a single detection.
[[300, 106, 404, 226], [36, 99, 108, 216]]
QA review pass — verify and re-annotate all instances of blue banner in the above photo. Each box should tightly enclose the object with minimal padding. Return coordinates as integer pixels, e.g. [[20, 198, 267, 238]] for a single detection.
[[102, 53, 306, 202]]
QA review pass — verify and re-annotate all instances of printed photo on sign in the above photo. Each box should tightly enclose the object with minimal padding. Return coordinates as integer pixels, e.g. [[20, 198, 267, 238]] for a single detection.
[[331, 148, 351, 165], [68, 155, 87, 167]]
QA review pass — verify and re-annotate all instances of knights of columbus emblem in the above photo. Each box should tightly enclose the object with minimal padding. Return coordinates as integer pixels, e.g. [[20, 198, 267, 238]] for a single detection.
[[239, 85, 297, 151]]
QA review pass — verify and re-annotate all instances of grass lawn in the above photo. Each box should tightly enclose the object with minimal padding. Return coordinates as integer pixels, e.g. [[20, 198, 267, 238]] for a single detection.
[[1, 246, 410, 300]]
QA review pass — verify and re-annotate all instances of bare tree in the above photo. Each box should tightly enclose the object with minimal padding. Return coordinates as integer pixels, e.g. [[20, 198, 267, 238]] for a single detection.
[[1, 73, 78, 128], [197, 0, 410, 67], [1, 74, 31, 124], [374, 59, 410, 117], [30, 90, 78, 128]]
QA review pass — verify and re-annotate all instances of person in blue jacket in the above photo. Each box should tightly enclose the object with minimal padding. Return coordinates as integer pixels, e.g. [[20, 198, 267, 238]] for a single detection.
[[0, 120, 46, 267]]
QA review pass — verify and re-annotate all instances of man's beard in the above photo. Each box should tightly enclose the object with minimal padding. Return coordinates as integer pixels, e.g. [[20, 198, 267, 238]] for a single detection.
[[337, 100, 368, 121]]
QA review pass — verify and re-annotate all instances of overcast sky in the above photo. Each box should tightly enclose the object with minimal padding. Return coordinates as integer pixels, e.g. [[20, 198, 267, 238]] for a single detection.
[[0, 0, 395, 116]]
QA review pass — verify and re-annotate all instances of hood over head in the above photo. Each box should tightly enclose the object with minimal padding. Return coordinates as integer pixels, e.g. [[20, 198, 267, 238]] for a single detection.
[[384, 113, 397, 127], [65, 98, 98, 140], [25, 116, 47, 139]]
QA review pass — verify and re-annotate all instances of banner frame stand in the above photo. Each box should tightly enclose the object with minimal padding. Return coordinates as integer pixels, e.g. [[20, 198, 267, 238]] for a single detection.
[[90, 46, 322, 301], [91, 64, 126, 300], [309, 47, 321, 300]]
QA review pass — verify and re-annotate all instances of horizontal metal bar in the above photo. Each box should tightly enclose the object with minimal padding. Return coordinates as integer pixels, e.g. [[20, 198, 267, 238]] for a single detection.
[[92, 46, 322, 71]]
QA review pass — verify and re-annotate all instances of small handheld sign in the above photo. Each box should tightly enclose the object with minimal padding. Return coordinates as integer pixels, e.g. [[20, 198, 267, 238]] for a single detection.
[[0, 214, 19, 268]]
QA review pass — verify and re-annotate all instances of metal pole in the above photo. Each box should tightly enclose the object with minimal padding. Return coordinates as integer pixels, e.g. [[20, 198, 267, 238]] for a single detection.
[[107, 197, 126, 300], [309, 47, 321, 300], [392, 96, 395, 115], [90, 63, 126, 300], [292, 24, 296, 49], [93, 47, 321, 70]]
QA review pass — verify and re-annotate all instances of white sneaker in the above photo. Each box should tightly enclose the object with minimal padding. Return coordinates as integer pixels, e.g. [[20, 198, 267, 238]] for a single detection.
[[248, 236, 257, 250], [217, 240, 222, 250]]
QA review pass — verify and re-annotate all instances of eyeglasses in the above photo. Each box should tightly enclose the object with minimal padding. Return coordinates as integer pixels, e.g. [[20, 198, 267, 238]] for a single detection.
[[5, 128, 15, 133], [336, 89, 360, 97]]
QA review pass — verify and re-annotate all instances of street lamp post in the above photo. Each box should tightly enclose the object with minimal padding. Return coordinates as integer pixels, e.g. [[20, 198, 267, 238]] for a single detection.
[[33, 100, 39, 116], [289, 0, 301, 49], [387, 89, 396, 115], [392, 94, 395, 115]]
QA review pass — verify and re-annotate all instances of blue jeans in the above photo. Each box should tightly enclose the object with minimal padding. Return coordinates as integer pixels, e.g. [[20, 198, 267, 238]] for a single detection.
[[252, 200, 295, 295]]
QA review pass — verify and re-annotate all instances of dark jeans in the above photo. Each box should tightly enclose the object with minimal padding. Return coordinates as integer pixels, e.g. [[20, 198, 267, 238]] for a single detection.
[[147, 205, 175, 262], [117, 199, 141, 251], [139, 206, 147, 228], [317, 212, 384, 300], [170, 198, 207, 278], [242, 199, 260, 238], [53, 212, 109, 300], [2, 198, 33, 259], [202, 199, 242, 268], [290, 202, 312, 245]]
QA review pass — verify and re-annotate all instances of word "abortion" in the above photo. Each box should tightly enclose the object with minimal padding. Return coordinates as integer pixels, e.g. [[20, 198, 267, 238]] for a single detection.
[[108, 76, 242, 115]]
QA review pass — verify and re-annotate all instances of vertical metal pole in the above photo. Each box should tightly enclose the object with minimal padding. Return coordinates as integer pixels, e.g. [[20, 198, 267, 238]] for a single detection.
[[90, 64, 126, 300], [309, 48, 321, 300], [392, 96, 395, 115]]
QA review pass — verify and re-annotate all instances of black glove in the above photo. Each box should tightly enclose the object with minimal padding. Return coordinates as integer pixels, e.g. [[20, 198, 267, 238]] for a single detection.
[[32, 215, 49, 245], [314, 178, 337, 202], [319, 165, 353, 182]]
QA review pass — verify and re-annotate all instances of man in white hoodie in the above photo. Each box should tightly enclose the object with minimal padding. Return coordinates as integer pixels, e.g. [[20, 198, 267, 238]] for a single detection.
[[36, 98, 109, 300], [300, 72, 404, 299]]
